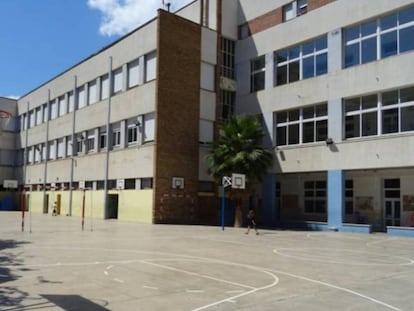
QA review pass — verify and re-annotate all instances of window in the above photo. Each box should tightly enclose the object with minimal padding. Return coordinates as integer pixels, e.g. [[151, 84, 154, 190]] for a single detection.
[[68, 92, 75, 112], [275, 103, 328, 146], [251, 56, 265, 92], [141, 178, 153, 189], [101, 74, 109, 100], [276, 36, 327, 86], [50, 100, 58, 120], [345, 180, 354, 215], [86, 131, 95, 153], [29, 110, 35, 128], [127, 59, 140, 88], [283, 0, 307, 21], [239, 24, 249, 39], [344, 86, 414, 139], [113, 126, 121, 147], [221, 38, 235, 79], [112, 68, 123, 94], [145, 51, 157, 82], [34, 145, 41, 162], [42, 103, 49, 123], [127, 123, 138, 144], [77, 86, 86, 109], [35, 107, 42, 125], [66, 136, 73, 157], [304, 181, 326, 214], [99, 128, 107, 150], [344, 95, 378, 138], [88, 80, 97, 105], [143, 113, 155, 143], [77, 134, 84, 154], [48, 141, 56, 160], [58, 96, 67, 117], [221, 90, 235, 121], [57, 138, 64, 158], [344, 6, 414, 68], [125, 179, 136, 190]]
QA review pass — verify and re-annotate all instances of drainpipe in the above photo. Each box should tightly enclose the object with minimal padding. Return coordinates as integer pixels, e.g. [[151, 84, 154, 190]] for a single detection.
[[42, 90, 50, 214], [68, 76, 77, 216], [103, 56, 113, 219]]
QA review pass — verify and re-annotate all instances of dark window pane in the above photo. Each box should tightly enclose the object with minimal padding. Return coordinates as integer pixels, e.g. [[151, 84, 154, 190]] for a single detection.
[[345, 179, 353, 188], [399, 6, 414, 24], [345, 201, 354, 215], [345, 115, 360, 138], [362, 95, 377, 109], [289, 46, 300, 59], [289, 61, 300, 82], [361, 37, 377, 63], [385, 190, 400, 198], [303, 41, 314, 55], [305, 200, 314, 213], [345, 43, 360, 67], [277, 50, 288, 63], [382, 108, 399, 134], [277, 65, 288, 85], [304, 181, 314, 189], [315, 200, 326, 213], [316, 120, 328, 141], [315, 53, 327, 75], [252, 56, 265, 70], [303, 106, 314, 119], [382, 90, 398, 106], [302, 57, 314, 79], [305, 190, 314, 196], [315, 36, 327, 50], [361, 20, 377, 36], [316, 103, 327, 116], [288, 124, 299, 144], [303, 122, 314, 143], [381, 31, 398, 58], [381, 13, 398, 30], [252, 71, 265, 92], [362, 111, 377, 136], [345, 98, 360, 112], [400, 86, 414, 103], [345, 26, 359, 41], [401, 106, 414, 132], [400, 26, 414, 53], [289, 110, 300, 121], [384, 179, 400, 188], [345, 190, 353, 197], [277, 111, 288, 123], [276, 126, 287, 146]]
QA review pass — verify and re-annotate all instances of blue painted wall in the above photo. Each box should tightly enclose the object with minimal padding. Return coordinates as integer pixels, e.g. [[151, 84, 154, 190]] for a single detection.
[[327, 170, 344, 229]]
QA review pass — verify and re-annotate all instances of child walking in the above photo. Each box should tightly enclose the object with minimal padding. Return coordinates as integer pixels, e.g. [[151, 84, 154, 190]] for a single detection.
[[245, 209, 259, 235]]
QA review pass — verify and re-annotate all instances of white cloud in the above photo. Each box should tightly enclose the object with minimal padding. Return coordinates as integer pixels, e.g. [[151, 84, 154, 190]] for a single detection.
[[88, 0, 194, 36]]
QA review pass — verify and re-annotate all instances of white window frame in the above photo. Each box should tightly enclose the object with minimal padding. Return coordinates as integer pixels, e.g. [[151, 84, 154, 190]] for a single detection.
[[145, 51, 157, 82], [127, 59, 140, 88], [112, 68, 123, 94]]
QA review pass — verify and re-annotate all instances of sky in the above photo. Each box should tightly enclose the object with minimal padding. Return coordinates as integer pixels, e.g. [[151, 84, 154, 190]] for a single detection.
[[0, 0, 193, 99]]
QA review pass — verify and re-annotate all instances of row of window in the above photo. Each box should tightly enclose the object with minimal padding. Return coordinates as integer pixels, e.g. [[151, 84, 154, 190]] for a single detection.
[[345, 86, 414, 138], [21, 51, 157, 130], [26, 178, 154, 191], [274, 85, 414, 145], [25, 113, 154, 164], [251, 5, 414, 92]]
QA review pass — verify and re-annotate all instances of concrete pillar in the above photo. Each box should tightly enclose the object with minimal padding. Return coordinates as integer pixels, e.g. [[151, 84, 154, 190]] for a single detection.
[[328, 169, 344, 229]]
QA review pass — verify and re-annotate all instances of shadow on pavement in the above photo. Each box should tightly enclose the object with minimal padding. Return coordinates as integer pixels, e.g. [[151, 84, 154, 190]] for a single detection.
[[41, 295, 110, 311]]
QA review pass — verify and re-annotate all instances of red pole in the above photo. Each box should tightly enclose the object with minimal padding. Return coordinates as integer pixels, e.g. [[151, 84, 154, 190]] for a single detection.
[[81, 189, 85, 231], [21, 192, 25, 232]]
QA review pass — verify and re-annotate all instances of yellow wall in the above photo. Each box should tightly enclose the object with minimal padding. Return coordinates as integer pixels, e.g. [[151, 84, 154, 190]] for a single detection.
[[25, 189, 153, 224], [116, 189, 153, 223]]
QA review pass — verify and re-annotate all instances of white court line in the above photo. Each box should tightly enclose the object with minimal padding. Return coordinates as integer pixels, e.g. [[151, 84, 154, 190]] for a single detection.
[[273, 248, 414, 266], [143, 285, 159, 290], [186, 289, 205, 293], [113, 278, 124, 283], [192, 269, 279, 311], [140, 260, 255, 290], [15, 245, 404, 311], [266, 268, 403, 311]]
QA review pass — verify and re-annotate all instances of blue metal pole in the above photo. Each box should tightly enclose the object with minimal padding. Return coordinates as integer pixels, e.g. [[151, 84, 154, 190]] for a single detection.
[[221, 181, 225, 230]]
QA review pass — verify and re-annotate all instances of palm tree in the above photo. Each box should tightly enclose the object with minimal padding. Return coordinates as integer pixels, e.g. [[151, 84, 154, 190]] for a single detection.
[[206, 115, 273, 227]]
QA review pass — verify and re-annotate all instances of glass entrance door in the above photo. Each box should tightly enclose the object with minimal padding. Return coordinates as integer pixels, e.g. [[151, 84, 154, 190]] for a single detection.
[[385, 199, 401, 226]]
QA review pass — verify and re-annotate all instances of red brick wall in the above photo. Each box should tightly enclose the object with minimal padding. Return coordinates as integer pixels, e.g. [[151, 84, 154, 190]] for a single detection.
[[154, 10, 201, 224], [240, 0, 336, 38]]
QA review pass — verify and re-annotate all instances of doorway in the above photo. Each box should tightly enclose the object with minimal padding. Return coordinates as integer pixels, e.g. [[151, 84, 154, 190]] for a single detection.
[[107, 194, 118, 219], [384, 178, 401, 228], [43, 194, 49, 214]]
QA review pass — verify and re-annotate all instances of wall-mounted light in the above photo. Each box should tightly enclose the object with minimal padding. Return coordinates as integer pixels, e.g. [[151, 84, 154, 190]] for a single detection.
[[326, 138, 334, 145]]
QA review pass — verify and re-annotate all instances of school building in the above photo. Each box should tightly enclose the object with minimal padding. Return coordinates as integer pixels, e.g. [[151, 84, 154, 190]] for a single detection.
[[1, 0, 414, 236]]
